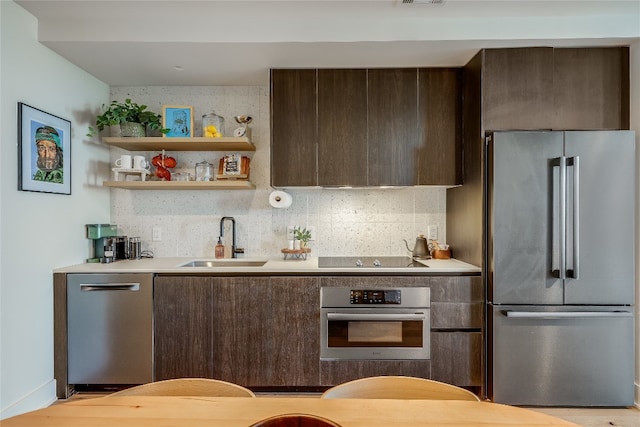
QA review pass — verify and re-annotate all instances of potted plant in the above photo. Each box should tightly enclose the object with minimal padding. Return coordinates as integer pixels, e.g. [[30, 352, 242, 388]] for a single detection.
[[293, 226, 312, 249], [87, 98, 169, 137]]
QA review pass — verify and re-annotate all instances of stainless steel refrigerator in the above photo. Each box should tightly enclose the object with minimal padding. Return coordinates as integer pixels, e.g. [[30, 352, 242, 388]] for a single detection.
[[485, 130, 635, 406]]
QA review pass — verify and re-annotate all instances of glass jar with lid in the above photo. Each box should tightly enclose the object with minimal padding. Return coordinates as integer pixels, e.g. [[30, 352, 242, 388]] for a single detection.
[[202, 111, 225, 138], [195, 160, 214, 181]]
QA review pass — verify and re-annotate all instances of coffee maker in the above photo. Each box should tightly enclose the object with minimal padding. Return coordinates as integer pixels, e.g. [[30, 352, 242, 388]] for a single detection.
[[86, 224, 119, 263]]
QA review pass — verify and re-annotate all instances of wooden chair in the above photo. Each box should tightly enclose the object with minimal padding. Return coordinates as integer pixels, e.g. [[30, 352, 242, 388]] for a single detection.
[[321, 376, 480, 401], [249, 413, 342, 427], [105, 378, 256, 397]]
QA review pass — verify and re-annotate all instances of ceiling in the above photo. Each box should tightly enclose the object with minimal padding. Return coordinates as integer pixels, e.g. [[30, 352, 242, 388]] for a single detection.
[[15, 0, 640, 86]]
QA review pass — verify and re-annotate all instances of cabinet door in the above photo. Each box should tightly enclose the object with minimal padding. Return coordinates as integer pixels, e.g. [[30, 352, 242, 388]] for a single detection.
[[266, 277, 321, 386], [430, 331, 482, 386], [482, 47, 554, 131], [211, 276, 320, 387], [418, 68, 462, 185], [211, 276, 270, 386], [154, 277, 214, 380], [368, 68, 419, 186], [270, 69, 317, 186], [318, 69, 368, 186], [553, 47, 629, 130]]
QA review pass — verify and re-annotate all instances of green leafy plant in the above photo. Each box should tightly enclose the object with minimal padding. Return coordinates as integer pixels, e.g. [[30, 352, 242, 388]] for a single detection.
[[293, 226, 312, 245], [87, 98, 169, 137]]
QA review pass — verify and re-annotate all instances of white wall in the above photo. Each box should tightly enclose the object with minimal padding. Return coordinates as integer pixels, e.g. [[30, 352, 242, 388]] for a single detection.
[[109, 86, 447, 258], [0, 2, 111, 419]]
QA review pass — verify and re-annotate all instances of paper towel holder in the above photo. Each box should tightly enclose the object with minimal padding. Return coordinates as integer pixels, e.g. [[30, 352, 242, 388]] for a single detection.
[[269, 189, 293, 209]]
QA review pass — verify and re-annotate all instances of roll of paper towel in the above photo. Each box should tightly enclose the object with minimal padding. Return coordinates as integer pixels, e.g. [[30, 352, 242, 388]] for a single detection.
[[269, 190, 292, 208]]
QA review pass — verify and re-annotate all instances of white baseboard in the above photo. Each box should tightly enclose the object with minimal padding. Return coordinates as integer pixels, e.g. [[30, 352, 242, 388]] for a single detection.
[[635, 381, 639, 409], [0, 379, 57, 420]]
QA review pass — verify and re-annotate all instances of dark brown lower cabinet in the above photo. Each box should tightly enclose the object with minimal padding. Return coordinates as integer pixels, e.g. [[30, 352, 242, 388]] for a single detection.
[[154, 277, 214, 380], [211, 276, 321, 387], [430, 331, 482, 386], [154, 275, 320, 387], [153, 274, 482, 390]]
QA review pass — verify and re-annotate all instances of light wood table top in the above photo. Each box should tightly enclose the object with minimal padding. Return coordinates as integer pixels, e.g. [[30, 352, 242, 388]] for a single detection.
[[4, 396, 579, 427]]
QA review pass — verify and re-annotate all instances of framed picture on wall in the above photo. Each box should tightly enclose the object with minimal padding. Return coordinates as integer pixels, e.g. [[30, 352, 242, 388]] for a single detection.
[[18, 102, 71, 195], [162, 105, 194, 137]]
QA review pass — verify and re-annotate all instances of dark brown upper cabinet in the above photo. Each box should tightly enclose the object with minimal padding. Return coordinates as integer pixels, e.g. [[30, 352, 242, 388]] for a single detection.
[[418, 68, 463, 185], [270, 69, 317, 187], [367, 68, 419, 186], [553, 47, 629, 130], [317, 69, 368, 186], [271, 67, 463, 187], [480, 46, 629, 132], [482, 47, 555, 131]]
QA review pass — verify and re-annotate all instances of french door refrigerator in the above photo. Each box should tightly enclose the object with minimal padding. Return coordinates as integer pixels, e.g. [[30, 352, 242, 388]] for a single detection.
[[485, 130, 635, 406]]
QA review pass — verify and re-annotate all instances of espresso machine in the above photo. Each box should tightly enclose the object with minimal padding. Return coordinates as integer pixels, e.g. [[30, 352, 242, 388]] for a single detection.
[[86, 224, 120, 263]]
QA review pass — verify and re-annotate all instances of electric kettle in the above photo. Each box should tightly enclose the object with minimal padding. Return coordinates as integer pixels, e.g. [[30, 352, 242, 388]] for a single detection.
[[403, 234, 430, 259]]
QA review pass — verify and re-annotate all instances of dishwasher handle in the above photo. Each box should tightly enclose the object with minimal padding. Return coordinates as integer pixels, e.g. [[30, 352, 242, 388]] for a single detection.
[[326, 312, 426, 321], [505, 310, 632, 319], [80, 283, 141, 292]]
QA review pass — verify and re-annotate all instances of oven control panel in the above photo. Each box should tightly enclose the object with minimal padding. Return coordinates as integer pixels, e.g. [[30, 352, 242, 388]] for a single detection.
[[350, 289, 401, 305]]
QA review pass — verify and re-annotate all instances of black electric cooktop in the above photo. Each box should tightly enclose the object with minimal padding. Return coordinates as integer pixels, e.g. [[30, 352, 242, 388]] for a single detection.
[[318, 256, 429, 268]]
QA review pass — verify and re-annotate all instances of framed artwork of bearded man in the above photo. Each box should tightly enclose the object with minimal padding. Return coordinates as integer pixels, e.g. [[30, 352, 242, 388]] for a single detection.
[[18, 103, 71, 194]]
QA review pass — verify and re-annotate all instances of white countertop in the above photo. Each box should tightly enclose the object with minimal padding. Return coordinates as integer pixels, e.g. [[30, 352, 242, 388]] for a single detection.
[[54, 256, 481, 275]]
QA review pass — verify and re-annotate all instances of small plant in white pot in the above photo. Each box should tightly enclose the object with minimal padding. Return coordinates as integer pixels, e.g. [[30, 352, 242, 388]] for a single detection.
[[293, 226, 312, 249]]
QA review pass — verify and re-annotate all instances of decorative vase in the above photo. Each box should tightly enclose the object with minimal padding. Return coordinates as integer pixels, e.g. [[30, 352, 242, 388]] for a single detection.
[[120, 122, 146, 137], [109, 125, 122, 137]]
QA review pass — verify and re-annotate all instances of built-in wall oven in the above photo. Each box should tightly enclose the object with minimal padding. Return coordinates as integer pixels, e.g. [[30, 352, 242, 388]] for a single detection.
[[320, 287, 430, 360]]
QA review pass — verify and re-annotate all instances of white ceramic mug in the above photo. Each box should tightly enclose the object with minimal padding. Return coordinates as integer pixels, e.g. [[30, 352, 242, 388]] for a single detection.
[[115, 154, 132, 169], [133, 155, 149, 170]]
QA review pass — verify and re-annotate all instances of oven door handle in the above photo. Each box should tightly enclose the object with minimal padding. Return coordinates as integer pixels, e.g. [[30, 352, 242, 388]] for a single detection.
[[326, 312, 426, 321]]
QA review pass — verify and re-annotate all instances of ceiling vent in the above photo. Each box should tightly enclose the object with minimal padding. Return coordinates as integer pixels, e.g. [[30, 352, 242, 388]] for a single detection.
[[400, 0, 445, 4]]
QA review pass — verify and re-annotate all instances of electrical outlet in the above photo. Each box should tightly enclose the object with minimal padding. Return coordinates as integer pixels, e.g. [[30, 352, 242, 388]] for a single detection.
[[152, 226, 162, 241], [427, 225, 438, 240]]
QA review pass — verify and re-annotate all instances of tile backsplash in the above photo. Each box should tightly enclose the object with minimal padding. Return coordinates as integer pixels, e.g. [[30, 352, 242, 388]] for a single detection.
[[109, 86, 446, 258]]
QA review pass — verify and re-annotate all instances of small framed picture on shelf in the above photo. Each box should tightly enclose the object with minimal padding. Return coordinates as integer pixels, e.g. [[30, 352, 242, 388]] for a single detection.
[[217, 154, 250, 180], [162, 105, 193, 138], [18, 102, 71, 195]]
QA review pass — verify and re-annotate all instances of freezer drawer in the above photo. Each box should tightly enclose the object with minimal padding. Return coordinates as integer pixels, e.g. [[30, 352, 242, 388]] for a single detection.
[[67, 273, 153, 384], [490, 305, 634, 406]]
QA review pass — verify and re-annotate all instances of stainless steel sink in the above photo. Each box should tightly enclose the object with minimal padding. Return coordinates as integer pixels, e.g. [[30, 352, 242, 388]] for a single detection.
[[179, 260, 267, 268]]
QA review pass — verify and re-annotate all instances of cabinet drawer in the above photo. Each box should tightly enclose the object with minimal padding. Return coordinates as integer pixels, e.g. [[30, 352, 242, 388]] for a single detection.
[[430, 331, 482, 386], [431, 302, 483, 329], [320, 360, 430, 386]]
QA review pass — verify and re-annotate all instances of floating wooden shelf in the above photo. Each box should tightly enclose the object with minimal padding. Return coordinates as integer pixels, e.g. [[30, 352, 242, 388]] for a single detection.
[[103, 180, 256, 190], [102, 136, 256, 152]]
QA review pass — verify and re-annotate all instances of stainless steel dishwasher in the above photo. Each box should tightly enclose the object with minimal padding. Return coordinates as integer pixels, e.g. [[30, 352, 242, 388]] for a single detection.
[[67, 273, 153, 385]]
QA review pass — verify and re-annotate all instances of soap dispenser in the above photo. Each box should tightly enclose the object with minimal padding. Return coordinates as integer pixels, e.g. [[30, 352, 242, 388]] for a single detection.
[[215, 237, 225, 259]]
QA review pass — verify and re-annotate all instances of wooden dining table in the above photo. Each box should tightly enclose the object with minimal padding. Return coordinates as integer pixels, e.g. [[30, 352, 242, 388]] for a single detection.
[[3, 395, 579, 426]]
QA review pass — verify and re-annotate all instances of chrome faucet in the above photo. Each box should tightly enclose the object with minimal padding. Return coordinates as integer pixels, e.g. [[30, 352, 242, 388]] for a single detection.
[[220, 216, 244, 258]]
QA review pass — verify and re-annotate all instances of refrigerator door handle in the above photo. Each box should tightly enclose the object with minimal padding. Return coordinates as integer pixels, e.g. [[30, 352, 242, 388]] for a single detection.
[[505, 310, 632, 319], [551, 157, 567, 279], [567, 156, 579, 279]]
